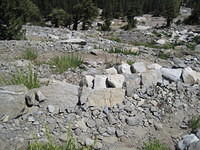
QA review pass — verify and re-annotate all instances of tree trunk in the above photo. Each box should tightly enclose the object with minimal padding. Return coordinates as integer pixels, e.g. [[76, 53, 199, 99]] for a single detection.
[[166, 18, 171, 27], [73, 20, 78, 30]]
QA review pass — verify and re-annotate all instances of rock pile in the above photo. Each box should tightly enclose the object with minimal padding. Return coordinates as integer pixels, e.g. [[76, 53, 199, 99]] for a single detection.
[[1, 60, 200, 150]]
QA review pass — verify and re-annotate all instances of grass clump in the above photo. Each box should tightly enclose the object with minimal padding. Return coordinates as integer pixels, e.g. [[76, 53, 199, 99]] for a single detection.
[[158, 52, 170, 60], [133, 42, 175, 50], [0, 65, 40, 89], [143, 140, 169, 150], [22, 48, 38, 60], [108, 36, 122, 43], [127, 60, 135, 65], [108, 47, 139, 56], [28, 128, 93, 150], [49, 54, 83, 73], [188, 116, 200, 131]]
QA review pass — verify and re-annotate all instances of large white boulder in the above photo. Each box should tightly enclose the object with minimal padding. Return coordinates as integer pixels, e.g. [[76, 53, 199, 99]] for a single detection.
[[107, 74, 125, 88], [156, 39, 167, 45], [131, 62, 147, 73], [182, 67, 200, 85], [94, 75, 107, 90], [39, 81, 79, 112], [161, 68, 182, 82], [141, 70, 162, 88], [0, 85, 28, 121], [117, 63, 131, 74], [81, 75, 94, 88], [105, 67, 118, 75], [147, 63, 162, 70], [80, 88, 125, 107]]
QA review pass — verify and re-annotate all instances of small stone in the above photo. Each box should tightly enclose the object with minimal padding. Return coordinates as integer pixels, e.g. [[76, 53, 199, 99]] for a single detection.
[[107, 114, 117, 125], [74, 128, 82, 136], [86, 119, 96, 128], [126, 117, 141, 126], [178, 134, 199, 150], [107, 127, 116, 135], [35, 91, 46, 102], [154, 122, 163, 130], [98, 127, 107, 134], [47, 105, 55, 113], [94, 142, 103, 149], [85, 138, 94, 146], [59, 134, 68, 142], [116, 129, 124, 137], [28, 116, 35, 122], [103, 136, 118, 144]]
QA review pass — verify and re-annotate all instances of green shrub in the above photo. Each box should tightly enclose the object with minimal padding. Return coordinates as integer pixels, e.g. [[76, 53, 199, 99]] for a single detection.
[[188, 116, 200, 131], [0, 65, 40, 89], [22, 48, 38, 60], [49, 54, 83, 73], [108, 48, 139, 55], [143, 140, 169, 150]]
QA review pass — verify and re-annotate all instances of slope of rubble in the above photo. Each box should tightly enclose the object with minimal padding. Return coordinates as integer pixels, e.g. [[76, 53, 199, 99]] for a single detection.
[[1, 19, 200, 150]]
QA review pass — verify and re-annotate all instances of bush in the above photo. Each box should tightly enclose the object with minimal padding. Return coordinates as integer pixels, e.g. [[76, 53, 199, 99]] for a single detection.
[[188, 116, 200, 131], [0, 65, 40, 89], [143, 140, 169, 150], [22, 48, 38, 60], [49, 54, 83, 73], [108, 47, 139, 55]]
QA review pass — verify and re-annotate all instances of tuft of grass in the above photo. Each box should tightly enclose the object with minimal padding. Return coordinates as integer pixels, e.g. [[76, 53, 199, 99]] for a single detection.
[[108, 36, 122, 43], [28, 128, 93, 150], [108, 48, 139, 56], [49, 54, 83, 73], [186, 43, 196, 51], [133, 42, 174, 50], [158, 52, 170, 60], [143, 140, 169, 150], [0, 65, 40, 89], [22, 48, 38, 61], [127, 60, 135, 65], [188, 116, 200, 131]]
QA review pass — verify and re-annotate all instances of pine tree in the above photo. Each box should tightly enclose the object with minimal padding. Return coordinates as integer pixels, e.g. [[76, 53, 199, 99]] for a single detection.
[[81, 0, 98, 30], [162, 0, 181, 27], [49, 8, 71, 27], [0, 0, 40, 40]]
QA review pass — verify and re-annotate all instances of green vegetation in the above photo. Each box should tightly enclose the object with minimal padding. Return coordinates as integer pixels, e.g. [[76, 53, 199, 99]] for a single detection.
[[49, 54, 83, 73], [186, 43, 196, 51], [108, 36, 122, 43], [143, 140, 169, 150], [49, 8, 72, 28], [101, 19, 111, 31], [0, 65, 40, 89], [158, 51, 170, 60], [133, 42, 175, 50], [184, 0, 200, 25], [28, 128, 93, 150], [188, 116, 200, 131], [22, 48, 38, 61], [0, 0, 40, 40], [108, 47, 139, 55], [127, 60, 135, 65]]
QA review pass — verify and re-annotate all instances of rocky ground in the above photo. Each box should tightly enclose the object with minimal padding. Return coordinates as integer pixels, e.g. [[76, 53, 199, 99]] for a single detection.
[[1, 14, 200, 150]]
